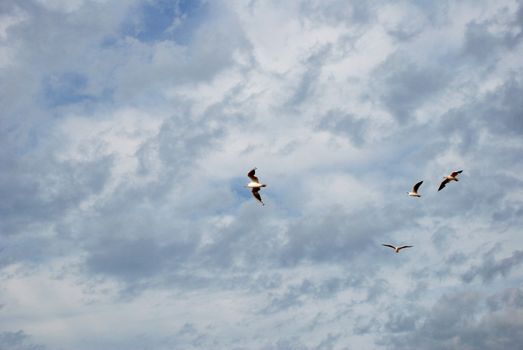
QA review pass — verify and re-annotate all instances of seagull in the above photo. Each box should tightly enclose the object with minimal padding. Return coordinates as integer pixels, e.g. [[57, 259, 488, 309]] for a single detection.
[[407, 181, 423, 197], [246, 168, 267, 206], [382, 244, 413, 253], [438, 170, 463, 191]]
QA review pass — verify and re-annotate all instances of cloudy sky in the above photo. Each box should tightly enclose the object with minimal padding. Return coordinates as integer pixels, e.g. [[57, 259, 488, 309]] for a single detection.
[[1, 0, 523, 349]]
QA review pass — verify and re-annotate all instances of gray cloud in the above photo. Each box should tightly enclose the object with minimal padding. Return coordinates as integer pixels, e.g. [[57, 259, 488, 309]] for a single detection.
[[286, 44, 332, 108], [371, 54, 452, 124], [279, 204, 409, 267], [462, 2, 523, 62], [383, 308, 419, 334], [0, 155, 113, 237], [0, 330, 46, 350], [462, 250, 523, 283], [383, 288, 523, 350], [487, 287, 523, 311], [299, 0, 375, 26], [477, 78, 523, 135], [317, 110, 368, 146], [261, 276, 361, 314]]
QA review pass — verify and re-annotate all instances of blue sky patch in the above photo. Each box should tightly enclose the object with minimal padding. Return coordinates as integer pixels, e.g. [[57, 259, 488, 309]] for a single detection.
[[42, 72, 93, 107], [122, 0, 207, 44]]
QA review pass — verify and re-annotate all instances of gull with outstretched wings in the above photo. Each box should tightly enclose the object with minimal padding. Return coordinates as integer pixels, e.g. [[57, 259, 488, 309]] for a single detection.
[[438, 170, 463, 191], [408, 181, 423, 197], [246, 168, 267, 206], [382, 244, 413, 253]]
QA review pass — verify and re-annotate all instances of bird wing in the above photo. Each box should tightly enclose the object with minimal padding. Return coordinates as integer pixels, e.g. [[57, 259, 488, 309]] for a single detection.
[[398, 245, 413, 251], [412, 181, 423, 192], [247, 168, 259, 182], [382, 244, 396, 250], [450, 170, 463, 177], [251, 188, 264, 205], [438, 178, 450, 191]]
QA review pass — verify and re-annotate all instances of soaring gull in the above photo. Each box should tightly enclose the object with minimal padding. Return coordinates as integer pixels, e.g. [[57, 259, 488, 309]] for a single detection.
[[382, 244, 413, 253], [246, 168, 267, 206], [438, 170, 463, 191], [408, 181, 423, 197]]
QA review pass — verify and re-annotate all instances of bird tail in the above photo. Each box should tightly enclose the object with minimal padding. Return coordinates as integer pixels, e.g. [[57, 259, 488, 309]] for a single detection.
[[261, 184, 267, 187]]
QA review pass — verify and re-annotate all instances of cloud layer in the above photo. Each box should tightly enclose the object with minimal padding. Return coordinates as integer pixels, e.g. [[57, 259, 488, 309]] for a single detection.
[[1, 0, 523, 349]]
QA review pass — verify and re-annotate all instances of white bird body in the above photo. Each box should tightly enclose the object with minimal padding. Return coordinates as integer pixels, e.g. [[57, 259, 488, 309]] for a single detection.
[[247, 182, 265, 188]]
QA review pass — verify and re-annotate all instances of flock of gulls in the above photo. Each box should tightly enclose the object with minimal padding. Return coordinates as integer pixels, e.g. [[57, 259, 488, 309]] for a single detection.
[[246, 168, 464, 254]]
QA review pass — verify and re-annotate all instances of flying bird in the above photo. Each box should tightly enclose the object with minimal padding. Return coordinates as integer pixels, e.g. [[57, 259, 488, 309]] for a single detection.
[[408, 181, 423, 197], [438, 170, 463, 191], [382, 244, 413, 253], [246, 168, 267, 206]]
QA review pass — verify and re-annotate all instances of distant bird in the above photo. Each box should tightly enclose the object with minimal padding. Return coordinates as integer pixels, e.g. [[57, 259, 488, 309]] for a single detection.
[[438, 170, 463, 191], [382, 244, 413, 253], [246, 168, 267, 206], [408, 181, 423, 197]]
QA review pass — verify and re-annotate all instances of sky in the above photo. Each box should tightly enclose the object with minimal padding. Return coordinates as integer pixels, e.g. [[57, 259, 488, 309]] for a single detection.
[[1, 0, 523, 349]]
